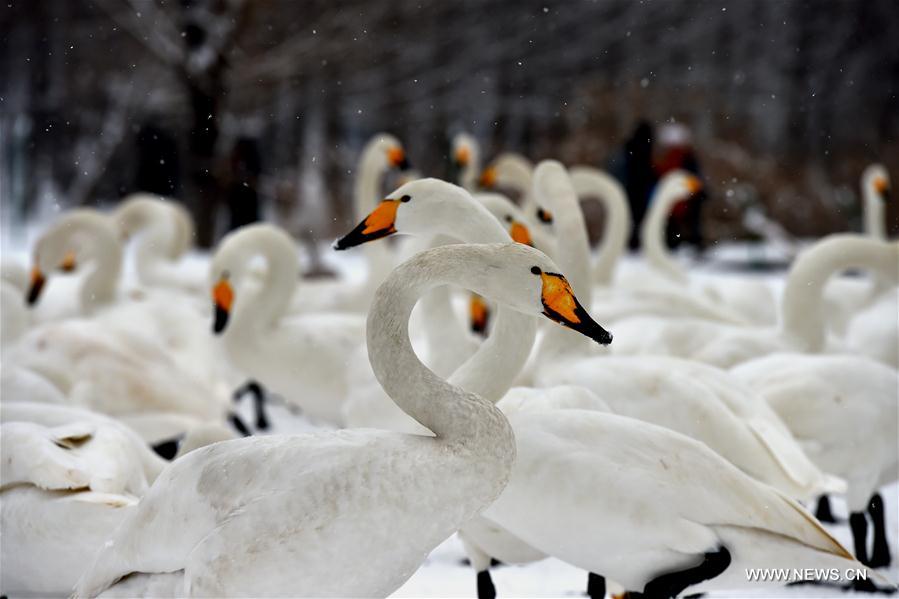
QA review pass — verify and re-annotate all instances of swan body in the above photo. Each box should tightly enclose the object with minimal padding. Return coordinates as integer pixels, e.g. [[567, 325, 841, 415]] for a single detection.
[[732, 354, 898, 514], [611, 235, 899, 367], [845, 287, 898, 367], [211, 224, 366, 424], [0, 412, 160, 596], [535, 355, 842, 501], [76, 242, 598, 598], [482, 408, 877, 595]]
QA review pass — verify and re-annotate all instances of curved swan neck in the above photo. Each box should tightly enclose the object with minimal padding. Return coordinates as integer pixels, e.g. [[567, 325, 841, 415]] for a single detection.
[[418, 202, 534, 390], [42, 211, 121, 314], [781, 235, 899, 350], [226, 229, 299, 338], [569, 166, 632, 286], [122, 200, 181, 286], [367, 245, 516, 447], [448, 304, 536, 401], [641, 178, 689, 284]]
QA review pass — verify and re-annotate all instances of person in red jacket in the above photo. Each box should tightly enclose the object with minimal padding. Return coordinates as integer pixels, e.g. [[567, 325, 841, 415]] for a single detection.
[[655, 123, 707, 251]]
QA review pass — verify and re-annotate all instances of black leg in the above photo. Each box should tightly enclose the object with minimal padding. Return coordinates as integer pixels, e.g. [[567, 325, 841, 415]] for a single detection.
[[233, 380, 270, 430], [867, 493, 891, 568], [641, 546, 731, 598], [849, 511, 870, 566], [228, 411, 252, 437], [477, 570, 496, 599], [587, 573, 605, 599], [814, 495, 837, 523]]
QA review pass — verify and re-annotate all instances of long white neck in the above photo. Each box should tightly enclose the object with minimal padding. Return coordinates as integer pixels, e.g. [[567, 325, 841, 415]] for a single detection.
[[354, 143, 394, 291], [641, 177, 689, 284], [367, 244, 516, 456], [862, 181, 887, 240], [533, 162, 593, 357], [460, 148, 481, 193], [781, 235, 899, 350], [225, 230, 299, 340], [569, 166, 632, 286], [419, 204, 537, 389]]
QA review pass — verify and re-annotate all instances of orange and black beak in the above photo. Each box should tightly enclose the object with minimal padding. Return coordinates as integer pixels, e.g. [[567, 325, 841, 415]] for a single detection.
[[26, 265, 46, 306], [537, 268, 612, 345], [212, 277, 234, 334], [536, 207, 554, 225], [334, 198, 403, 250], [686, 175, 703, 195], [479, 166, 498, 189], [874, 177, 891, 202], [388, 146, 411, 171], [454, 146, 471, 168], [59, 251, 77, 273], [470, 293, 490, 336], [509, 220, 533, 246]]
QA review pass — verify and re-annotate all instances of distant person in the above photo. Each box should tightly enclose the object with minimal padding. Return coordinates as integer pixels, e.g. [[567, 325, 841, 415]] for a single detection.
[[135, 122, 180, 196], [655, 123, 707, 250], [227, 137, 262, 231], [622, 121, 656, 249]]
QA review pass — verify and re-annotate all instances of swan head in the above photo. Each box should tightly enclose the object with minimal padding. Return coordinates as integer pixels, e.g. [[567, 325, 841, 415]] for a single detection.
[[461, 243, 613, 345], [209, 224, 295, 334], [335, 179, 521, 250], [654, 170, 703, 212], [477, 153, 534, 193], [474, 193, 535, 247], [364, 133, 411, 171], [862, 164, 890, 202], [452, 132, 478, 170], [27, 210, 110, 306]]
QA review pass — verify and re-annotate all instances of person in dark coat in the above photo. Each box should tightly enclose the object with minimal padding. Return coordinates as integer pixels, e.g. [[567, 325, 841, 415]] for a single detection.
[[623, 121, 657, 249]]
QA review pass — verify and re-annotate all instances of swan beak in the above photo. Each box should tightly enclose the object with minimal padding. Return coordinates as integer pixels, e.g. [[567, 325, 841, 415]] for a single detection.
[[686, 176, 703, 194], [388, 147, 410, 170], [509, 221, 533, 246], [470, 293, 490, 336], [536, 207, 554, 224], [454, 146, 471, 167], [26, 266, 46, 306], [59, 251, 77, 273], [479, 166, 497, 189], [874, 176, 890, 200], [212, 278, 234, 334], [333, 199, 400, 250], [540, 272, 612, 345]]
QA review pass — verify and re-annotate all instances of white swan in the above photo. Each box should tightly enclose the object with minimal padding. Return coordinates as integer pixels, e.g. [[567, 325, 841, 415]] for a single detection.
[[861, 163, 890, 240], [210, 224, 366, 425], [732, 353, 898, 568], [481, 403, 885, 596], [74, 241, 603, 598], [336, 179, 544, 433], [113, 193, 203, 295], [610, 234, 899, 367], [0, 411, 159, 597], [19, 209, 229, 416], [452, 132, 481, 191]]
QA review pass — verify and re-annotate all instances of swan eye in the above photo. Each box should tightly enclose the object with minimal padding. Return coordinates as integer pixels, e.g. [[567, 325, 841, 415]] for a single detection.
[[221, 270, 230, 279], [504, 215, 513, 222], [400, 195, 411, 203], [531, 266, 541, 275]]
